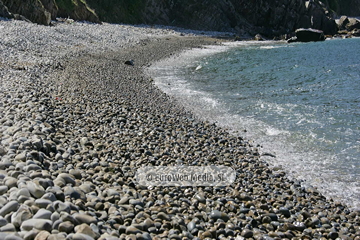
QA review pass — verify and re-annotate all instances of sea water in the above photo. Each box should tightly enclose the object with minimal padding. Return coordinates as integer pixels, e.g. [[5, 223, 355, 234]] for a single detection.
[[148, 37, 360, 209]]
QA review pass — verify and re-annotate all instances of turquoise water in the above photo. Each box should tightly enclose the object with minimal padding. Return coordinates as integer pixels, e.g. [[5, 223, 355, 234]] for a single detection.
[[148, 38, 360, 209]]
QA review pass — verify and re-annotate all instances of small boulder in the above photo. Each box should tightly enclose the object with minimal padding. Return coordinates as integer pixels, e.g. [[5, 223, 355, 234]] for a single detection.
[[295, 28, 325, 42], [346, 18, 360, 31]]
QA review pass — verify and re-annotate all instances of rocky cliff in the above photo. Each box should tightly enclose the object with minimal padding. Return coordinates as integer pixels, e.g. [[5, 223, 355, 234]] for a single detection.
[[0, 0, 99, 25], [1, 0, 358, 37], [333, 0, 360, 16], [85, 0, 338, 37]]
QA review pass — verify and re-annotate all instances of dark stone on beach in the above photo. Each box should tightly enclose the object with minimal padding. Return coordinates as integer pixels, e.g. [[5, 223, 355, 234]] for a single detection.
[[126, 225, 142, 234], [241, 229, 253, 238], [294, 28, 325, 42], [142, 218, 154, 231], [209, 210, 230, 222], [239, 207, 250, 214], [156, 212, 170, 221], [125, 60, 134, 66], [194, 193, 206, 204], [264, 213, 278, 221], [262, 152, 276, 158], [278, 207, 291, 218], [328, 231, 339, 239]]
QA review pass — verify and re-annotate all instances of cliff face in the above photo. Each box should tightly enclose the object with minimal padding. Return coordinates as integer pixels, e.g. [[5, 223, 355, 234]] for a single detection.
[[1, 0, 353, 37], [339, 0, 360, 16], [85, 0, 338, 37], [2, 0, 52, 25], [0, 0, 99, 25], [55, 0, 100, 23]]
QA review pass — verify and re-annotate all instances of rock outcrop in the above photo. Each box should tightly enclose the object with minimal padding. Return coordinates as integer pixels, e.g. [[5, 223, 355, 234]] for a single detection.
[[40, 0, 58, 20], [337, 0, 360, 16], [2, 0, 52, 25], [0, 0, 99, 25], [338, 16, 360, 31], [85, 0, 337, 38], [0, 0, 12, 19], [336, 15, 360, 37], [302, 0, 338, 35], [56, 0, 100, 23], [0, 0, 342, 37]]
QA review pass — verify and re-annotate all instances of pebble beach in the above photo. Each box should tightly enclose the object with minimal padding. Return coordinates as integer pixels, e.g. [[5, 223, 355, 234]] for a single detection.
[[0, 19, 359, 240]]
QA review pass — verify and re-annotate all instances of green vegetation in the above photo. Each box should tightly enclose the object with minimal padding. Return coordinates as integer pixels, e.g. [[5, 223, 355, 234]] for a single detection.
[[324, 0, 340, 13], [55, 0, 76, 12], [54, 0, 98, 21], [323, 0, 360, 16], [85, 0, 147, 24]]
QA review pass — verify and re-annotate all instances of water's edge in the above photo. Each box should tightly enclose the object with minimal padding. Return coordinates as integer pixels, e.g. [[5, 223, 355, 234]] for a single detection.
[[147, 39, 359, 210]]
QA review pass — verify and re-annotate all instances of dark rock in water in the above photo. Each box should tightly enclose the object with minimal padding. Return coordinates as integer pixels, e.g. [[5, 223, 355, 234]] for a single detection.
[[294, 28, 325, 42], [125, 60, 134, 66]]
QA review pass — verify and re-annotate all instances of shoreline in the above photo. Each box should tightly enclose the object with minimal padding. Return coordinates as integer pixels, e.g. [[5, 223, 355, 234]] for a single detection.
[[0, 19, 359, 239], [147, 37, 360, 211]]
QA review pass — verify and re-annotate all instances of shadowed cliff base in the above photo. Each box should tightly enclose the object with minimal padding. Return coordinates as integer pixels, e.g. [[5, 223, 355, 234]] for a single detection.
[[2, 0, 358, 38]]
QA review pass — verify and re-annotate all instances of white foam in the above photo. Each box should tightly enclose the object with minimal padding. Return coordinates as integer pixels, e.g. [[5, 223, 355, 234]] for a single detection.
[[147, 41, 360, 210]]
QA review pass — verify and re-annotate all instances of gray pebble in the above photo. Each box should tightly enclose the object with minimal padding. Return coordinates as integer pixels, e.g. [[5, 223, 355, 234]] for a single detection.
[[74, 223, 99, 239], [0, 216, 8, 227], [27, 181, 45, 199], [0, 223, 16, 232], [58, 221, 74, 234], [126, 225, 143, 234], [33, 209, 52, 219], [11, 205, 32, 228], [4, 234, 24, 240], [72, 233, 95, 240], [73, 213, 97, 225], [0, 201, 19, 217]]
